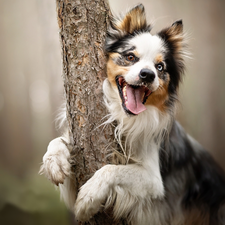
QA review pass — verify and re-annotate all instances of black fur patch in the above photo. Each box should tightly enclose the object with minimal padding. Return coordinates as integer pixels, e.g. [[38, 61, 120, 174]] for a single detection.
[[105, 29, 151, 54], [161, 121, 225, 222], [112, 46, 139, 67]]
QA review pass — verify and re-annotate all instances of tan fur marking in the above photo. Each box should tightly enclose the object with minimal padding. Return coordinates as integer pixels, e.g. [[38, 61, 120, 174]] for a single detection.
[[184, 207, 210, 225], [145, 79, 169, 112], [107, 54, 129, 86], [168, 35, 183, 53], [115, 6, 147, 34], [133, 50, 140, 57], [109, 52, 120, 59], [155, 54, 164, 64], [165, 23, 183, 54]]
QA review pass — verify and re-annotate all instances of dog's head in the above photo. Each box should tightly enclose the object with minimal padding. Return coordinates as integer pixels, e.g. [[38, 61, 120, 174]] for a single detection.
[[105, 4, 186, 115]]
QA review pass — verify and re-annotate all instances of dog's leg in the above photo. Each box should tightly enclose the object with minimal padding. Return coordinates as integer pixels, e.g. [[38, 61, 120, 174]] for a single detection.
[[40, 135, 71, 186], [75, 149, 164, 222], [40, 133, 78, 209]]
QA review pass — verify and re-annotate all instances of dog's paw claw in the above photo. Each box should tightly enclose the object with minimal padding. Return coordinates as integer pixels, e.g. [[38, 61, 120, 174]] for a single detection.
[[74, 168, 111, 221], [40, 138, 71, 185], [40, 155, 70, 185], [75, 195, 102, 221]]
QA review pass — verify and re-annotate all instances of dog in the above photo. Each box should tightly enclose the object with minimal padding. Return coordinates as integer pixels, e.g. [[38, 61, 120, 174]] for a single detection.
[[40, 4, 225, 225]]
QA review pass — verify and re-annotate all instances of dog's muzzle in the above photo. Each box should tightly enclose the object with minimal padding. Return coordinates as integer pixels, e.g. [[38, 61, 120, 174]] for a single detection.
[[139, 69, 155, 83]]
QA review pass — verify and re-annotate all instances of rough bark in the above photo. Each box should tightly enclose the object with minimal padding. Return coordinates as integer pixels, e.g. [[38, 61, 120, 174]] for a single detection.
[[56, 0, 125, 224]]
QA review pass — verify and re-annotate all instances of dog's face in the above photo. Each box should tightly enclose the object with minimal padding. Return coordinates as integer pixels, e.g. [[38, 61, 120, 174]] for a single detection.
[[105, 4, 185, 115]]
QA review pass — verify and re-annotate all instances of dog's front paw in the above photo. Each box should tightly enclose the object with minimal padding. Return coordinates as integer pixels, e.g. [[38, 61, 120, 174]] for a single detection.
[[75, 166, 113, 221], [40, 137, 71, 185]]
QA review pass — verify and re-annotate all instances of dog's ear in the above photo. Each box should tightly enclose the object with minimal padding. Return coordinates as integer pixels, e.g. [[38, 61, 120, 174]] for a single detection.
[[113, 4, 148, 34], [105, 4, 151, 53], [158, 20, 184, 54], [171, 20, 183, 35], [158, 20, 187, 78]]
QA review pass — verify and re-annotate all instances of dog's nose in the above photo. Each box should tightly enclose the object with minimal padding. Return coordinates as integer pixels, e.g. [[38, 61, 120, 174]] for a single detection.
[[139, 69, 155, 83]]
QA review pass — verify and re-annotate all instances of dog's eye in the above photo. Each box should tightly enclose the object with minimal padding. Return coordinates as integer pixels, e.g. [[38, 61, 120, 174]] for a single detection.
[[126, 54, 135, 62], [156, 63, 164, 71]]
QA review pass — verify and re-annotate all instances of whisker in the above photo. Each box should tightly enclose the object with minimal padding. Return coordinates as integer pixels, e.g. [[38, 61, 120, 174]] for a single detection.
[[157, 84, 165, 92]]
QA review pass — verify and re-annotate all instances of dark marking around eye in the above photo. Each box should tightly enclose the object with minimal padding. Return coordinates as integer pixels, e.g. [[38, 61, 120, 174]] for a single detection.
[[121, 46, 136, 55], [113, 56, 130, 66], [158, 71, 169, 82], [113, 51, 139, 67], [124, 52, 139, 63]]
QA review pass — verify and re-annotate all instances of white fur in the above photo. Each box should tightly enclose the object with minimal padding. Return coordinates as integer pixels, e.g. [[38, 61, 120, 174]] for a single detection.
[[75, 161, 164, 223], [103, 78, 171, 163], [41, 75, 172, 224], [74, 78, 172, 223], [124, 33, 165, 91], [40, 137, 71, 185]]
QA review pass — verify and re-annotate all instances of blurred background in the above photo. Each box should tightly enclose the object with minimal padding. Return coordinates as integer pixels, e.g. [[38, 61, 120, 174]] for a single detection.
[[0, 0, 224, 224]]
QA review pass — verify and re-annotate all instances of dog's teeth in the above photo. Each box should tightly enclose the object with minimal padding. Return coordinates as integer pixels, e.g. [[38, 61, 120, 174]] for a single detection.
[[123, 85, 127, 99]]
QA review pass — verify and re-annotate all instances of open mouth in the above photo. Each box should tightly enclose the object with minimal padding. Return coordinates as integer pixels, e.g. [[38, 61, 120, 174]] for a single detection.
[[116, 76, 152, 115]]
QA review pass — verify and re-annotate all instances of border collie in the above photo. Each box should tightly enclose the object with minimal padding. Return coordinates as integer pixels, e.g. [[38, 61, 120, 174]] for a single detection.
[[40, 4, 225, 225]]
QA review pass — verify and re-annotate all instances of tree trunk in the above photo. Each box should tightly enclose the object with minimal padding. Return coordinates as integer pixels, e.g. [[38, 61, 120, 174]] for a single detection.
[[56, 0, 125, 224]]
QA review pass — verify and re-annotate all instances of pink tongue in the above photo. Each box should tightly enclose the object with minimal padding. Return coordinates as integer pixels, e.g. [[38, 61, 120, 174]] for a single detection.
[[126, 84, 147, 115]]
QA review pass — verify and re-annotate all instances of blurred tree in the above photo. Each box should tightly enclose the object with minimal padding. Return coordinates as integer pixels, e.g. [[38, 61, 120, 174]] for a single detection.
[[56, 0, 125, 224]]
